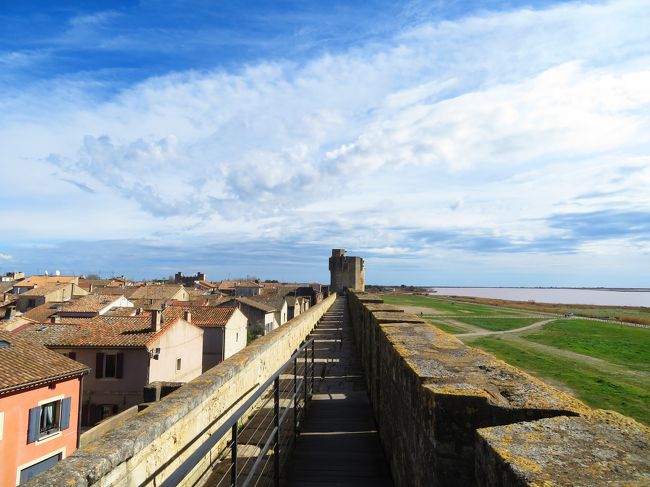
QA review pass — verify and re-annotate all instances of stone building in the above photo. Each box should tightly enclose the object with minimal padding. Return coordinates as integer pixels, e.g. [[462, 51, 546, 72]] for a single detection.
[[329, 249, 365, 293], [174, 272, 206, 287]]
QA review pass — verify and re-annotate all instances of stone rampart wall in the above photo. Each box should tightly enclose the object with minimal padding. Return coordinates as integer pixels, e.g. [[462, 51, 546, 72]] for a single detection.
[[348, 291, 649, 486], [27, 293, 336, 487]]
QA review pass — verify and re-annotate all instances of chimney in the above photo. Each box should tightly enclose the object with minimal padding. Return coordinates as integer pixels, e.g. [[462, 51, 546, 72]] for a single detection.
[[151, 310, 162, 331], [4, 305, 16, 320], [183, 310, 192, 323], [51, 315, 60, 324]]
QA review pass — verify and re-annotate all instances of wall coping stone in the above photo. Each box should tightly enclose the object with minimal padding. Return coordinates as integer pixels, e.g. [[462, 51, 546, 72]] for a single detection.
[[477, 410, 650, 485]]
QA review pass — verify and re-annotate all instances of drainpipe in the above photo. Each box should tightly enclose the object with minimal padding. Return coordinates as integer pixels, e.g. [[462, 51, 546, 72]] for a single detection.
[[77, 375, 84, 449], [221, 327, 226, 363]]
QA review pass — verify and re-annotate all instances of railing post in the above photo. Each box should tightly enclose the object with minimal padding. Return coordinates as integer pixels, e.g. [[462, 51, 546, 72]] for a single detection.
[[231, 423, 238, 487], [311, 340, 315, 396], [293, 357, 298, 436], [304, 345, 308, 407], [274, 376, 280, 487]]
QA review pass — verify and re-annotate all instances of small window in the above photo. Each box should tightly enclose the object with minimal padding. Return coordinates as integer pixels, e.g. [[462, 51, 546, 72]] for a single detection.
[[236, 332, 239, 342], [176, 358, 182, 371], [101, 404, 118, 420], [95, 352, 123, 379]]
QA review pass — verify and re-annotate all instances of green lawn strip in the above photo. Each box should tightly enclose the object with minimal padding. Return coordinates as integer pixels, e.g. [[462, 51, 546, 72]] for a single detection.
[[468, 336, 650, 426], [426, 320, 468, 334], [569, 307, 650, 320], [455, 317, 541, 331], [522, 319, 650, 371], [380, 294, 531, 317]]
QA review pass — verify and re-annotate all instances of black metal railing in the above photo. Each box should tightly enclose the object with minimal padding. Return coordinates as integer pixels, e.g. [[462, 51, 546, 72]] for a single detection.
[[161, 338, 316, 487]]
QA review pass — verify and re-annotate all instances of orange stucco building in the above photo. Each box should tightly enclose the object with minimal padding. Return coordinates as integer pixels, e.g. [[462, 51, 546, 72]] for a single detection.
[[0, 331, 88, 486]]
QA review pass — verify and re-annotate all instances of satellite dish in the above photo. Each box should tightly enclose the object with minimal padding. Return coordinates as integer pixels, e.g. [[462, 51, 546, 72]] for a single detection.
[[44, 270, 49, 276], [55, 270, 60, 276]]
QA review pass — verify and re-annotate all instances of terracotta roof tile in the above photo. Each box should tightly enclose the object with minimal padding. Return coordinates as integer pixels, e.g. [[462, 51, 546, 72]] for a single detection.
[[17, 315, 161, 348], [14, 275, 77, 288], [58, 294, 126, 314], [232, 296, 278, 312], [129, 284, 187, 300], [22, 302, 65, 322], [0, 331, 89, 394], [20, 282, 70, 296], [163, 305, 237, 328]]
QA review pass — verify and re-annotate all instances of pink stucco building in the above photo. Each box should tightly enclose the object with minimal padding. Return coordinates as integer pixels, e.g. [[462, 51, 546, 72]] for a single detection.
[[0, 331, 89, 486]]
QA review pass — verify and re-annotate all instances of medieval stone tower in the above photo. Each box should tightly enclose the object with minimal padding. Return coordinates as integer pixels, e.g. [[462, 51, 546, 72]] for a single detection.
[[329, 249, 365, 293]]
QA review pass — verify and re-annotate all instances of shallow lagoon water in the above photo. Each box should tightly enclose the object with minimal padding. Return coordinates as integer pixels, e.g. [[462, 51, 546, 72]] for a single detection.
[[430, 287, 650, 307]]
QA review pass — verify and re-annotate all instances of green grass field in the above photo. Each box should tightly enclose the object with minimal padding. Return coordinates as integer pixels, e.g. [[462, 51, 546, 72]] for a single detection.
[[380, 293, 650, 425], [522, 319, 650, 371], [470, 336, 650, 425]]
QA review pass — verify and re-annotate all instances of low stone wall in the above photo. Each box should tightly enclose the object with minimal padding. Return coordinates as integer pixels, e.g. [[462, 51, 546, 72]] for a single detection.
[[348, 291, 650, 487], [79, 405, 139, 448], [27, 293, 336, 487]]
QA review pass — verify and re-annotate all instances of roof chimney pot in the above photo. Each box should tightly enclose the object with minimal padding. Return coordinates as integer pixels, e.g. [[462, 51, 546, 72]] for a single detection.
[[151, 310, 162, 331]]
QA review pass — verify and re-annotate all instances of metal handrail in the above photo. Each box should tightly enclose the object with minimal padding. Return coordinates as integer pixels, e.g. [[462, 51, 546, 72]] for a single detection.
[[161, 337, 315, 487]]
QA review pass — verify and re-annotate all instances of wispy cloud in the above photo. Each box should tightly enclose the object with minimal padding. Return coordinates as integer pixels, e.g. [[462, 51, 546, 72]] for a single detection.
[[1, 0, 649, 285]]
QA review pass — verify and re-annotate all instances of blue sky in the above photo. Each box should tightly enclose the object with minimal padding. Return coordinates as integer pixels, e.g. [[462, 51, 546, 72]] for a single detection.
[[1, 0, 649, 286]]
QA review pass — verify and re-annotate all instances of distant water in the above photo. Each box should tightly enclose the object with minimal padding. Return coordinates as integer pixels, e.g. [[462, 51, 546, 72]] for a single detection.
[[430, 288, 650, 307]]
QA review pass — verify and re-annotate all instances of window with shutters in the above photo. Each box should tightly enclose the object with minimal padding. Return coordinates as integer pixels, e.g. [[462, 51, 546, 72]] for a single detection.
[[95, 352, 124, 379], [27, 396, 72, 443]]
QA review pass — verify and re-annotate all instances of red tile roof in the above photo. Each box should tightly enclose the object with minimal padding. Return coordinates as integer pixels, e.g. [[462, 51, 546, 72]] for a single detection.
[[22, 302, 65, 322], [163, 305, 237, 328], [16, 315, 190, 348], [0, 331, 89, 394], [129, 284, 188, 300], [20, 282, 70, 297], [14, 275, 77, 288], [58, 294, 126, 314]]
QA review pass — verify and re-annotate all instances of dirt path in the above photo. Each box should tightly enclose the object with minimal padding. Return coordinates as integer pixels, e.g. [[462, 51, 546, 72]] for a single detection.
[[456, 319, 555, 337], [438, 319, 487, 334]]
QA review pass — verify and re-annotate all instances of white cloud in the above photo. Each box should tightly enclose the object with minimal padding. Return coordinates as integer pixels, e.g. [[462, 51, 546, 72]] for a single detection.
[[1, 0, 649, 271], [0, 253, 13, 261]]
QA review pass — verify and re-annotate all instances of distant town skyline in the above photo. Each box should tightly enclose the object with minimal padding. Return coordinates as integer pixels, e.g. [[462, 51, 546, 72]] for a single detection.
[[1, 1, 649, 287]]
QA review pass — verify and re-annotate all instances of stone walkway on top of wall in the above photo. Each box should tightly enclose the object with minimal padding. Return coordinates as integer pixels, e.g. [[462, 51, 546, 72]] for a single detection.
[[285, 296, 393, 486]]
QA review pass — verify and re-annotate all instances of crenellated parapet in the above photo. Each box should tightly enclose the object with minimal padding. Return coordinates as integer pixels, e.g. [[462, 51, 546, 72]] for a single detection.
[[347, 291, 650, 487]]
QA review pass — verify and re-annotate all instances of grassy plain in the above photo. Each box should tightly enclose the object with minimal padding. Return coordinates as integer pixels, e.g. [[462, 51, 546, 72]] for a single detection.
[[523, 319, 650, 371], [379, 292, 650, 425], [470, 335, 649, 425]]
